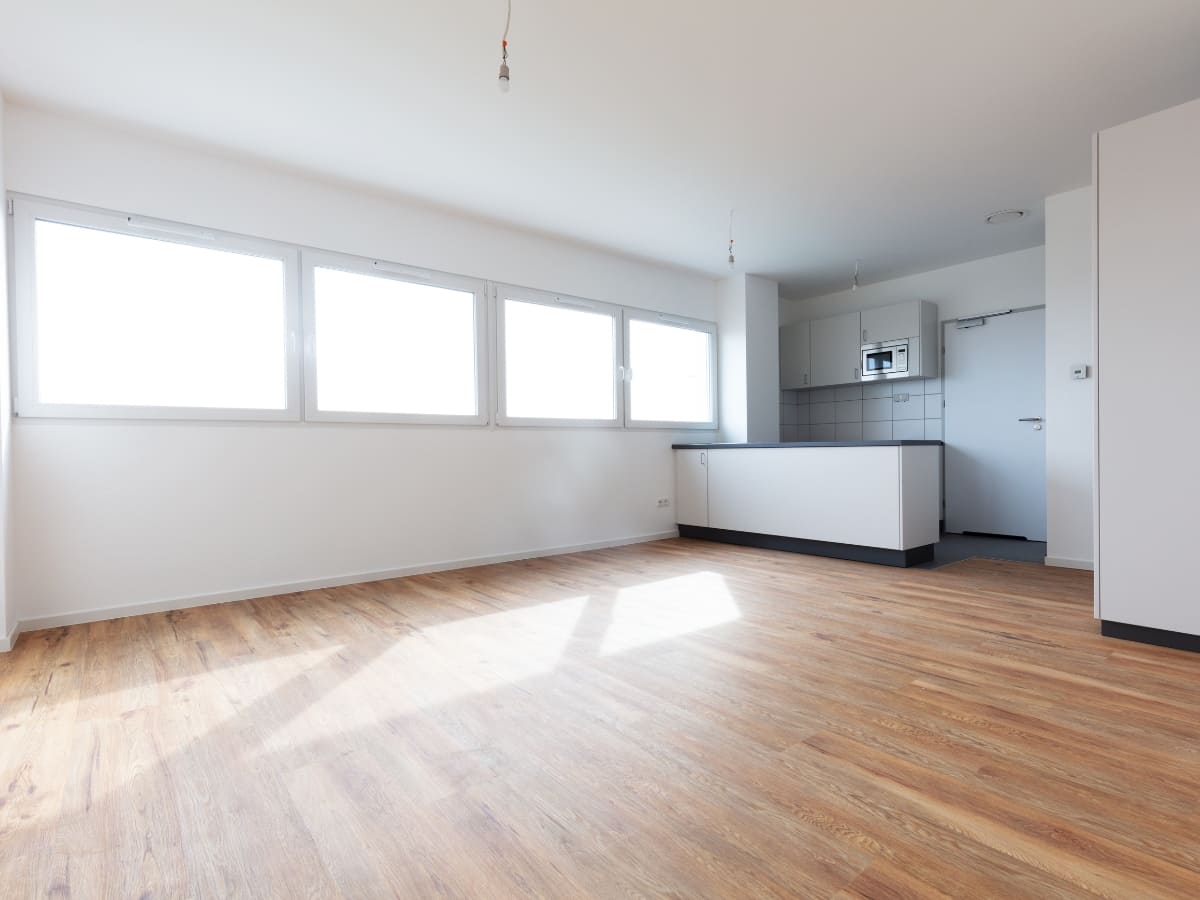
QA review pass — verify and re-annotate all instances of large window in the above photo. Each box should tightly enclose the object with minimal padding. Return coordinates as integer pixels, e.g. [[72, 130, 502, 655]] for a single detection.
[[624, 311, 717, 428], [498, 288, 621, 425], [303, 253, 487, 424], [12, 197, 300, 419], [10, 195, 718, 429]]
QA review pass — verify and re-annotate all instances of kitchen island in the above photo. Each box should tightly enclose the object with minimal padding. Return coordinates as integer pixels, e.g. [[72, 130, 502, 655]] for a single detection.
[[673, 441, 942, 567]]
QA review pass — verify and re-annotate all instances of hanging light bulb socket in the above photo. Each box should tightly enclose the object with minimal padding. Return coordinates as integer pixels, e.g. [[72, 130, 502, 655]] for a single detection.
[[498, 0, 512, 91], [727, 209, 736, 270]]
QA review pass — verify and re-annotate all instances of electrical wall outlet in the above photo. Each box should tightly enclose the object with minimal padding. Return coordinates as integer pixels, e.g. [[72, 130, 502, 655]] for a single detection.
[[656, 498, 670, 508], [1071, 364, 1090, 380]]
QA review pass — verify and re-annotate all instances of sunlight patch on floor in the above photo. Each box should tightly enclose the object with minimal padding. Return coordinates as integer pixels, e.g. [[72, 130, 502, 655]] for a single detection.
[[254, 595, 590, 756], [600, 571, 739, 655]]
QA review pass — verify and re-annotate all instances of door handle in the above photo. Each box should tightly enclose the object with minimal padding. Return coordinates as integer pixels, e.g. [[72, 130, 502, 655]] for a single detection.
[[1018, 417, 1043, 422]]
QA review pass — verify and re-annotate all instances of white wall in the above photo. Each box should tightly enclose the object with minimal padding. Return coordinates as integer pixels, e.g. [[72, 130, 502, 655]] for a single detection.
[[3, 103, 719, 633], [716, 276, 748, 442], [744, 275, 781, 442], [717, 273, 779, 443], [0, 93, 12, 650], [1044, 188, 1095, 569], [782, 246, 1045, 325]]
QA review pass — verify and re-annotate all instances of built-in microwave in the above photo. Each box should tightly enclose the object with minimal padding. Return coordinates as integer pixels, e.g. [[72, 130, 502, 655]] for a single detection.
[[861, 339, 910, 380]]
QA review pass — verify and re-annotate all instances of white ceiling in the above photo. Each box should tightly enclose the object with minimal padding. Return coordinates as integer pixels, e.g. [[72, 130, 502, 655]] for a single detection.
[[1, 1, 1198, 297]]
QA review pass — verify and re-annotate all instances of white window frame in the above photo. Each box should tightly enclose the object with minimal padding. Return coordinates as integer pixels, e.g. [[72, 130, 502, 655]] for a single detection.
[[9, 195, 302, 421], [622, 308, 719, 430], [301, 250, 489, 425], [494, 284, 624, 428]]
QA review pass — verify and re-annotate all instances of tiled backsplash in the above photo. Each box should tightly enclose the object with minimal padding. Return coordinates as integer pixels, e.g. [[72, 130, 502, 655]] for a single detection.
[[780, 378, 944, 442]]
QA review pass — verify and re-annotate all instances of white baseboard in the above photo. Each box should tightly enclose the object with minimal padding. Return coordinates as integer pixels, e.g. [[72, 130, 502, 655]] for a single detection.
[[0, 618, 18, 653], [5, 530, 680, 647], [1045, 556, 1094, 571]]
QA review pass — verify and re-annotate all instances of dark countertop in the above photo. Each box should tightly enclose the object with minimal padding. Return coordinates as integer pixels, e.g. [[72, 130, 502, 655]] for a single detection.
[[671, 441, 944, 449]]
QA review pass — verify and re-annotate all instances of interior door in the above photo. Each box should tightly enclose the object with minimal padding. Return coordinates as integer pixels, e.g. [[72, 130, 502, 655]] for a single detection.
[[944, 308, 1046, 540]]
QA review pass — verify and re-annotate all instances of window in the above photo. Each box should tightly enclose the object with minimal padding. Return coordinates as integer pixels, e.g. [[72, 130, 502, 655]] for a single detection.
[[497, 287, 621, 425], [12, 197, 300, 419], [303, 253, 487, 424], [624, 311, 717, 428], [10, 195, 718, 430]]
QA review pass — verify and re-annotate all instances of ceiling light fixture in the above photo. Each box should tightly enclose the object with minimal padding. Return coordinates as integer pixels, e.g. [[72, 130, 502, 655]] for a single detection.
[[852, 259, 860, 292], [985, 208, 1026, 225], [498, 0, 511, 92], [727, 209, 736, 270]]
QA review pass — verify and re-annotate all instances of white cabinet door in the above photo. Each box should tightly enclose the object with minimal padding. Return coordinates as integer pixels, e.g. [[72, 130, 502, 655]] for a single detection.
[[779, 321, 811, 389], [674, 450, 709, 526], [810, 311, 862, 387], [1097, 97, 1200, 634], [707, 447, 903, 549], [861, 301, 920, 344]]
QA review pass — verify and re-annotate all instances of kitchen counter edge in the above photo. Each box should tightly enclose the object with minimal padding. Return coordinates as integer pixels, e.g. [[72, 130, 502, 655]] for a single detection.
[[671, 441, 944, 449]]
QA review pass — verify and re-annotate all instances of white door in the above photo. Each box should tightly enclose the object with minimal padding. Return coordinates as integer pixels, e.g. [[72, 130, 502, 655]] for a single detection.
[[779, 321, 811, 389], [810, 311, 862, 387], [674, 450, 709, 527], [944, 308, 1046, 540]]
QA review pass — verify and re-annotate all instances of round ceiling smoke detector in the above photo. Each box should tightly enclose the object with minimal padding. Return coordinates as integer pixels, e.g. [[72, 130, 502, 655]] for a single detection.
[[985, 209, 1026, 225]]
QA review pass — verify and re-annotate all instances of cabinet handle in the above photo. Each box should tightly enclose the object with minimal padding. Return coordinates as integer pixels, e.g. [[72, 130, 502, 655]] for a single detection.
[[803, 373, 808, 385], [700, 451, 706, 465], [854, 367, 860, 380], [862, 328, 867, 342]]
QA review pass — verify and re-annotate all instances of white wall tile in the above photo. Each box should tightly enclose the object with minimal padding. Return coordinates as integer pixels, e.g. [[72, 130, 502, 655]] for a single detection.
[[835, 385, 863, 402], [903, 379, 926, 396], [811, 423, 836, 441], [795, 403, 810, 425], [892, 395, 923, 420], [810, 388, 837, 404], [922, 376, 942, 394], [810, 402, 836, 424], [862, 420, 892, 441], [792, 425, 811, 442], [862, 382, 894, 399], [924, 419, 943, 440], [892, 420, 924, 440], [862, 398, 892, 422], [835, 400, 863, 423], [924, 393, 943, 419], [835, 422, 863, 441], [782, 403, 799, 425]]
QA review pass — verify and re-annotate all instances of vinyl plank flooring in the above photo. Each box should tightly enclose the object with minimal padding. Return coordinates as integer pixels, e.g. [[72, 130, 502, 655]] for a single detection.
[[3, 539, 1198, 897]]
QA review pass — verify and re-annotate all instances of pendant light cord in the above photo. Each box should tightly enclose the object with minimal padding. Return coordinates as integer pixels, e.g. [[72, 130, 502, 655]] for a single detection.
[[502, 0, 511, 62]]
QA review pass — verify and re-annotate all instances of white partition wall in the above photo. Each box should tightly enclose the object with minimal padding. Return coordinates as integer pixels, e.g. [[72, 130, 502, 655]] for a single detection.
[[1096, 97, 1200, 644]]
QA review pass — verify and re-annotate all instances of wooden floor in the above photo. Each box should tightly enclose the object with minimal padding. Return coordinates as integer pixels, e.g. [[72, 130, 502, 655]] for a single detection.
[[2, 539, 1198, 898]]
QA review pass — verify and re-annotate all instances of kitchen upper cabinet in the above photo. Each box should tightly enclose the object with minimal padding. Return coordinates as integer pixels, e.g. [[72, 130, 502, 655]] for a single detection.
[[809, 311, 862, 388], [674, 449, 709, 527], [862, 301, 917, 344], [779, 321, 811, 389]]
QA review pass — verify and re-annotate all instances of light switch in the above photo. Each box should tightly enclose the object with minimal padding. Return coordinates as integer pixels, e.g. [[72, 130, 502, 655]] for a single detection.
[[1071, 364, 1089, 380]]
